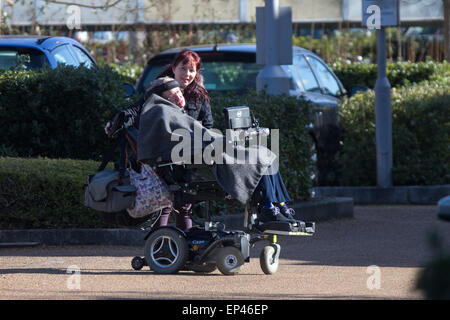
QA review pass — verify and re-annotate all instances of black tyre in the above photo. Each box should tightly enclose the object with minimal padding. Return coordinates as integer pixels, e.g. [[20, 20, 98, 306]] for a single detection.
[[144, 228, 189, 274], [216, 246, 244, 276], [131, 256, 145, 270], [260, 245, 279, 275]]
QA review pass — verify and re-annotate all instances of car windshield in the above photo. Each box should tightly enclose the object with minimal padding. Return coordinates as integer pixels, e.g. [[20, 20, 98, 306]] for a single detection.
[[142, 51, 263, 92], [202, 61, 262, 91], [143, 60, 262, 92], [0, 48, 48, 71]]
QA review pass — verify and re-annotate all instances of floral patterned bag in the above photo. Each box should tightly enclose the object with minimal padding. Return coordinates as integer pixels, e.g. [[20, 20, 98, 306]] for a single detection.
[[126, 164, 173, 218]]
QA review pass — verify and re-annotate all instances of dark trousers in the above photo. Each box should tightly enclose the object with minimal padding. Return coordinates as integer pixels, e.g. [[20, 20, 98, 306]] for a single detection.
[[254, 171, 291, 206]]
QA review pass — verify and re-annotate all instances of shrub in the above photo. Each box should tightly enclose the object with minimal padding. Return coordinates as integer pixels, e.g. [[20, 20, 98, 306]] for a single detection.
[[0, 65, 130, 160], [332, 60, 446, 92], [0, 157, 109, 229], [336, 78, 450, 186]]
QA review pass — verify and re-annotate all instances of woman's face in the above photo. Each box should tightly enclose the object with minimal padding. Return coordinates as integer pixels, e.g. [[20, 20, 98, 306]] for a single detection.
[[172, 60, 197, 89]]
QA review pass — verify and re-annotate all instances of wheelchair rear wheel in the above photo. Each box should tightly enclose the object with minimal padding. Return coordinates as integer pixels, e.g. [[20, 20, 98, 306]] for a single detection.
[[144, 228, 189, 274]]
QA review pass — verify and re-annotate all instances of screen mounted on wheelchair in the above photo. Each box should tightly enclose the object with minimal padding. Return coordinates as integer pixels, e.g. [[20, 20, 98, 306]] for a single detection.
[[223, 106, 253, 130]]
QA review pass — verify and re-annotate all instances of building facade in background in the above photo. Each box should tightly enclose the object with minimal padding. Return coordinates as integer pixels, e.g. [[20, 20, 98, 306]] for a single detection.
[[1, 0, 444, 28]]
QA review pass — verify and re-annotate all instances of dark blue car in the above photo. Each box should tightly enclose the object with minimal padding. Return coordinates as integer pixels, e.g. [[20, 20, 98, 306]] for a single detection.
[[0, 36, 96, 70]]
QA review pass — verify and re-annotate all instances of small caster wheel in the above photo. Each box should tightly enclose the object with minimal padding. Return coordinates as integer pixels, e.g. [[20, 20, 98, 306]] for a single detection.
[[131, 256, 146, 270], [260, 244, 280, 275]]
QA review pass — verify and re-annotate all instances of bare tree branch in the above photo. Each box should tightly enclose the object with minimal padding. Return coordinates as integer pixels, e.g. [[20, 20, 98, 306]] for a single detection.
[[43, 0, 125, 10]]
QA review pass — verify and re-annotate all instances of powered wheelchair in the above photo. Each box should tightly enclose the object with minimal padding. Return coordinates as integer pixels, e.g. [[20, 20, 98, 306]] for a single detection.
[[103, 106, 315, 276]]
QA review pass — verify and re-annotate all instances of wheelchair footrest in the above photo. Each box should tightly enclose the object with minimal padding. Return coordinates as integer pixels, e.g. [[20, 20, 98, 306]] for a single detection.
[[258, 221, 315, 236]]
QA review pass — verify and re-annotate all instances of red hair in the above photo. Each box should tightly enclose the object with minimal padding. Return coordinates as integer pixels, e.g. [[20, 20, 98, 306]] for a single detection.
[[157, 49, 210, 104]]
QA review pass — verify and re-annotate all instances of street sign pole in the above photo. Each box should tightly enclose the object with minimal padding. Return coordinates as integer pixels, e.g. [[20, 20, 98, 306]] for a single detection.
[[375, 27, 393, 187], [362, 0, 399, 187], [256, 0, 291, 95]]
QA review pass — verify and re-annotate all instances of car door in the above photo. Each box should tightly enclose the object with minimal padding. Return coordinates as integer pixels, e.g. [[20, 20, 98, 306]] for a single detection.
[[292, 53, 340, 107], [305, 55, 344, 99], [69, 45, 95, 69]]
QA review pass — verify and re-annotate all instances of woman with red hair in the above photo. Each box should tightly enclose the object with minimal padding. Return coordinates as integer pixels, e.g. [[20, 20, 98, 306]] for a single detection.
[[156, 49, 213, 129]]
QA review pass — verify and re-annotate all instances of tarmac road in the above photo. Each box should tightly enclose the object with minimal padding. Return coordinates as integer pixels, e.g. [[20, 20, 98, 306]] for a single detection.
[[1, 205, 449, 300]]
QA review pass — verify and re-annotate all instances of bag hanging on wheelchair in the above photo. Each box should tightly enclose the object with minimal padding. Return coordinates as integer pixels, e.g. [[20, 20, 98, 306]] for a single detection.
[[126, 163, 173, 218], [84, 169, 136, 213], [84, 132, 137, 213]]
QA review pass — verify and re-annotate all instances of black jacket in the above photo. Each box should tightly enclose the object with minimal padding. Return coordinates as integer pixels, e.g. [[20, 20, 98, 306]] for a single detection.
[[185, 97, 214, 129], [122, 94, 213, 130]]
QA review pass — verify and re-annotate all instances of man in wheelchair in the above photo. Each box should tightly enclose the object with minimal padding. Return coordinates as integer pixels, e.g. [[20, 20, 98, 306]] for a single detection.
[[109, 77, 310, 234]]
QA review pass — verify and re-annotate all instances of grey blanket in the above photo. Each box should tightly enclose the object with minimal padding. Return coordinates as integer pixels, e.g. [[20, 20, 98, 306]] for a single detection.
[[137, 94, 276, 204]]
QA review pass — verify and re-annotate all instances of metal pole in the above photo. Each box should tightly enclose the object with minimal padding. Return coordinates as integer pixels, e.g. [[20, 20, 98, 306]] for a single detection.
[[256, 0, 290, 95], [0, 0, 2, 36], [444, 0, 450, 62], [265, 0, 278, 66], [375, 27, 393, 187], [0, 0, 4, 36]]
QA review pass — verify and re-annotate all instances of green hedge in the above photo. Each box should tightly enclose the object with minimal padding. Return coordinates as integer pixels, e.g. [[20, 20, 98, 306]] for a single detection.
[[332, 60, 447, 92], [0, 65, 129, 160], [0, 91, 314, 229], [335, 79, 450, 186], [0, 157, 108, 229]]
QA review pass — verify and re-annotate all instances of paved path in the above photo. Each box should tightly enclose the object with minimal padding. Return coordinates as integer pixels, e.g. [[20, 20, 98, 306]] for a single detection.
[[1, 205, 449, 300]]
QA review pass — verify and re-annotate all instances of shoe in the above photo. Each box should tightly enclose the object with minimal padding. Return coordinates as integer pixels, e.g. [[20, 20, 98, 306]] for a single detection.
[[278, 205, 303, 228], [280, 205, 296, 220], [259, 206, 291, 223]]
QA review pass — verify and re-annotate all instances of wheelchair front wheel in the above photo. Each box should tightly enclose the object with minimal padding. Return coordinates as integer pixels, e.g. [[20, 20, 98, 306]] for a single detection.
[[260, 245, 279, 275], [144, 228, 189, 274]]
